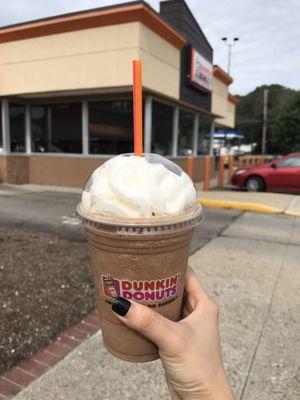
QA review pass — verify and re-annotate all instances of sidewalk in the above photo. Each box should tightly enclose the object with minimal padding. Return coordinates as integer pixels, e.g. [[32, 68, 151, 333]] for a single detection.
[[198, 190, 300, 216], [0, 183, 81, 196], [12, 212, 300, 400], [195, 176, 218, 191]]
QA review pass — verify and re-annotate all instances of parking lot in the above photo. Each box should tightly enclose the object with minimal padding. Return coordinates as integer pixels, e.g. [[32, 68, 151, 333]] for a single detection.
[[0, 184, 299, 399]]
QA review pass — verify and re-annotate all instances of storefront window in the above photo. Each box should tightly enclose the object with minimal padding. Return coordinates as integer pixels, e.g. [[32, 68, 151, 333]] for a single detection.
[[198, 116, 212, 155], [178, 110, 194, 156], [31, 106, 47, 152], [88, 101, 134, 155], [10, 104, 25, 153], [31, 103, 82, 153], [151, 101, 173, 155], [0, 105, 2, 152]]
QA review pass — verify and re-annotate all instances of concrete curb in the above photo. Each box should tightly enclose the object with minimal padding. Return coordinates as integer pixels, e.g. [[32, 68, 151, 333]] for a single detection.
[[284, 210, 300, 217], [198, 198, 282, 215], [284, 198, 300, 217]]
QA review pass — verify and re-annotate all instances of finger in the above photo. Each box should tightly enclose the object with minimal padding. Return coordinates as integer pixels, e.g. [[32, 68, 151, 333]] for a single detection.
[[184, 266, 210, 303], [112, 297, 175, 349]]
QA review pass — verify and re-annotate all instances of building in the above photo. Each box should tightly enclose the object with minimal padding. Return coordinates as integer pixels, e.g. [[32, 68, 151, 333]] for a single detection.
[[211, 65, 240, 155], [212, 66, 239, 130], [0, 0, 238, 187]]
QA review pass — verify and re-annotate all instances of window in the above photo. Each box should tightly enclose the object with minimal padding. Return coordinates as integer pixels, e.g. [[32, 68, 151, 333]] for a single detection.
[[289, 157, 300, 166], [10, 104, 25, 153], [0, 104, 2, 152], [277, 157, 300, 167], [31, 103, 82, 153], [198, 116, 211, 155], [178, 110, 194, 156], [89, 101, 134, 155], [31, 106, 48, 152], [151, 101, 173, 156]]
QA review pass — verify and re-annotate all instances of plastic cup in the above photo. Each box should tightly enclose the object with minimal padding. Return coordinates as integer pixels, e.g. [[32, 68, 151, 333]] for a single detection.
[[76, 154, 203, 362]]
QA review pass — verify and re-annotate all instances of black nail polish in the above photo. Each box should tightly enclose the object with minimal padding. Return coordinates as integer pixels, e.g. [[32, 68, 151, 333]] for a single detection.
[[112, 297, 131, 316]]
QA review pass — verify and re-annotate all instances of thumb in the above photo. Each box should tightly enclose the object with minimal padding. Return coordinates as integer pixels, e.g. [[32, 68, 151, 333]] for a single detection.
[[112, 297, 174, 349]]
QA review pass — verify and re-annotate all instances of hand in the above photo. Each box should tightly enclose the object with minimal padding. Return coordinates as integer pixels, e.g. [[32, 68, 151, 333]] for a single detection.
[[111, 267, 234, 400]]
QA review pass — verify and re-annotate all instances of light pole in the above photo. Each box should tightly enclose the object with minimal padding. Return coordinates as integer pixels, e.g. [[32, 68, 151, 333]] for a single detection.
[[221, 37, 239, 75]]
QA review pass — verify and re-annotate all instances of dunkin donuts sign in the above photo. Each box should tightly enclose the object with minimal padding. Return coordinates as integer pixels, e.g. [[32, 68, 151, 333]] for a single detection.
[[102, 273, 181, 303]]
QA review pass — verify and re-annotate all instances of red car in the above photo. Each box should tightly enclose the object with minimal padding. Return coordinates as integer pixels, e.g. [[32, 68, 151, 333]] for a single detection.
[[231, 153, 300, 192]]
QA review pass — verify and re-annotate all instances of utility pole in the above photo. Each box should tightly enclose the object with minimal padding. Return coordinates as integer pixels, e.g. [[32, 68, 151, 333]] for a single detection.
[[222, 37, 239, 75], [261, 89, 269, 155]]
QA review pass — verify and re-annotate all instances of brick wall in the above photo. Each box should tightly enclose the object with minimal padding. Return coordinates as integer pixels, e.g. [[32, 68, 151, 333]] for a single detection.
[[0, 155, 215, 187]]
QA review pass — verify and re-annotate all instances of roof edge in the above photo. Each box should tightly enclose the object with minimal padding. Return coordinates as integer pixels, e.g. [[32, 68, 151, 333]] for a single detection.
[[213, 65, 233, 86], [0, 2, 186, 49], [228, 93, 240, 105]]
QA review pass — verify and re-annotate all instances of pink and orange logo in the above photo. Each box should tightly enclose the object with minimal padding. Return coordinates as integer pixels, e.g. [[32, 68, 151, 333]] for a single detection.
[[101, 273, 181, 303]]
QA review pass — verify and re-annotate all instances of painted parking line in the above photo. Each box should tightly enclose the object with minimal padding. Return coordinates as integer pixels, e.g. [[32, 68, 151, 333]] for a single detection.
[[61, 216, 80, 225]]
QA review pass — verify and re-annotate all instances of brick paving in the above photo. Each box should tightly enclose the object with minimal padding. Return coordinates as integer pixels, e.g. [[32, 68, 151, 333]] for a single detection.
[[0, 310, 100, 399]]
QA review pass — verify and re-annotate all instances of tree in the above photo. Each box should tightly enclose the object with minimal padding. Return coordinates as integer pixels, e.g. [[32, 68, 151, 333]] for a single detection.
[[235, 84, 297, 154], [271, 92, 300, 154]]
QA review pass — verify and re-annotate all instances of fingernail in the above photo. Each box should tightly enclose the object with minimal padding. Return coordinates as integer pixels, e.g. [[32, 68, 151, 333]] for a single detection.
[[112, 297, 131, 316]]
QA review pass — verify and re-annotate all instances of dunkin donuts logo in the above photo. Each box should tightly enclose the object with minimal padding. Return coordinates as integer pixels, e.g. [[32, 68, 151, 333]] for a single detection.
[[101, 273, 181, 302]]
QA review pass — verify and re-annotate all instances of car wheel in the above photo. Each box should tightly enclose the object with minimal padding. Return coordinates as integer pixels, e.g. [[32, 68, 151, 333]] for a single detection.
[[245, 176, 265, 192]]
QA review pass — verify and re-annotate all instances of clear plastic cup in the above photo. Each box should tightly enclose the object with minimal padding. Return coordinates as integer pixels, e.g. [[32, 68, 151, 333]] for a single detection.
[[76, 154, 203, 362]]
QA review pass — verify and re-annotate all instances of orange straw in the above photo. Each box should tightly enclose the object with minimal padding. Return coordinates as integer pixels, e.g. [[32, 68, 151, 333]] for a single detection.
[[133, 60, 143, 156]]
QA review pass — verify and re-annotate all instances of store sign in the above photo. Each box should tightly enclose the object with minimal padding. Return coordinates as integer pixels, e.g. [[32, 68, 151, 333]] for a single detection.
[[190, 48, 213, 92]]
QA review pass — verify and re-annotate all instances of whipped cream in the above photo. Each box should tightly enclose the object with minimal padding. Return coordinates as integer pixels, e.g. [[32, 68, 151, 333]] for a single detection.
[[81, 155, 197, 218]]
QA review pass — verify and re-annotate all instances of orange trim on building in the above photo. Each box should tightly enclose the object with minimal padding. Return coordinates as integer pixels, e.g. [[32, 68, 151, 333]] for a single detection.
[[228, 93, 240, 105], [213, 66, 233, 86], [0, 3, 186, 49]]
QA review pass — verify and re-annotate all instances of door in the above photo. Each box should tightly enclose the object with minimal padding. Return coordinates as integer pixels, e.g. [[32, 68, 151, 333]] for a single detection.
[[267, 156, 300, 191]]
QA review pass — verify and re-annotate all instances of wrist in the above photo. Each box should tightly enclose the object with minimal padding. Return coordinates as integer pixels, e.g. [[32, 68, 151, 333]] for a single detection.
[[208, 366, 234, 400]]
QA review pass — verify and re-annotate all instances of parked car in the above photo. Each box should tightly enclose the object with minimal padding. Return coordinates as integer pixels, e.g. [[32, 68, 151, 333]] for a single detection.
[[231, 153, 300, 192]]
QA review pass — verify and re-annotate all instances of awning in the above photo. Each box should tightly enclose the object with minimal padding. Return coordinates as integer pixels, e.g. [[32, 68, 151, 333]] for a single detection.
[[214, 130, 244, 139]]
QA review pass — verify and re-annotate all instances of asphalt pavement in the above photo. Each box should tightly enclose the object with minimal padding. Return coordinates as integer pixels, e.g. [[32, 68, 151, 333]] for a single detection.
[[0, 183, 241, 251], [0, 184, 299, 400], [0, 184, 83, 240]]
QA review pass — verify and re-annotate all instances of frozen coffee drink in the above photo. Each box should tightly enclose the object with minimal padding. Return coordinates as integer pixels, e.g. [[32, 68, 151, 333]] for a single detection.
[[76, 153, 202, 362]]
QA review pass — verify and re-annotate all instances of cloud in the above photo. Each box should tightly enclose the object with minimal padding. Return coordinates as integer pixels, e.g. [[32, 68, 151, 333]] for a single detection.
[[187, 0, 300, 94], [0, 0, 299, 95]]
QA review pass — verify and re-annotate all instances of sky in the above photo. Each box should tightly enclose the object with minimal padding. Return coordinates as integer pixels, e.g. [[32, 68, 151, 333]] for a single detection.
[[0, 0, 299, 95]]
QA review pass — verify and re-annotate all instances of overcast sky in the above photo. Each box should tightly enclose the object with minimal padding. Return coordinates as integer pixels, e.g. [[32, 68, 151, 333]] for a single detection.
[[1, 0, 299, 95]]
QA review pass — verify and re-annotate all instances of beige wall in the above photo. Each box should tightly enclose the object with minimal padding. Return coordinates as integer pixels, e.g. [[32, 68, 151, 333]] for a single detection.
[[218, 100, 236, 128], [212, 77, 236, 128], [0, 155, 215, 187], [139, 24, 180, 99], [0, 22, 180, 99], [225, 101, 235, 128], [212, 78, 228, 117]]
